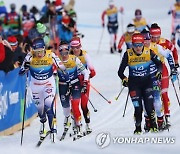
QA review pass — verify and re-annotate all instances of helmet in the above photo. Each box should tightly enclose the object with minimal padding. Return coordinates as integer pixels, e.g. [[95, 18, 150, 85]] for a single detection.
[[70, 37, 81, 48], [141, 29, 150, 40], [32, 38, 45, 50], [132, 33, 144, 43], [127, 23, 135, 33], [135, 9, 142, 16], [150, 23, 161, 36]]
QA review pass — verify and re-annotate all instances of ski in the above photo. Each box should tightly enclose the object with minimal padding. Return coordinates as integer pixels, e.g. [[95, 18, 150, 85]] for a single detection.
[[36, 131, 51, 147], [59, 128, 69, 141], [73, 131, 92, 141]]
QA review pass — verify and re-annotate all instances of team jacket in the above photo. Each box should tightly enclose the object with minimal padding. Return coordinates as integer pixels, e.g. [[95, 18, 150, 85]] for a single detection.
[[20, 50, 66, 81], [58, 54, 89, 84], [118, 47, 162, 80], [101, 6, 118, 26], [133, 17, 149, 32]]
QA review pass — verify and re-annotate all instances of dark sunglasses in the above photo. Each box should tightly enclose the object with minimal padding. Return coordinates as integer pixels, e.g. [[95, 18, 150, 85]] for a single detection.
[[59, 45, 69, 52], [133, 43, 144, 47], [60, 51, 69, 56]]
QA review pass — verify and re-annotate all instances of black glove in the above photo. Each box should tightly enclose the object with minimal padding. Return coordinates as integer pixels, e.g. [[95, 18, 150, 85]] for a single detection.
[[170, 67, 177, 76], [175, 63, 179, 69], [65, 82, 72, 96], [122, 77, 128, 87], [81, 81, 88, 93], [155, 71, 162, 80], [102, 23, 105, 28], [24, 61, 30, 70], [118, 49, 122, 53]]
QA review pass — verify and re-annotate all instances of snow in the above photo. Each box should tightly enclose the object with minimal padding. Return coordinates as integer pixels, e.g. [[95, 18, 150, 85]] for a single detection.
[[1, 0, 180, 154]]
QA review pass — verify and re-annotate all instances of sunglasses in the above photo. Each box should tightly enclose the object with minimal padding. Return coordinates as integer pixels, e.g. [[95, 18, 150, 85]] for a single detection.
[[59, 45, 69, 52], [60, 51, 69, 56], [71, 46, 80, 50], [132, 43, 144, 47]]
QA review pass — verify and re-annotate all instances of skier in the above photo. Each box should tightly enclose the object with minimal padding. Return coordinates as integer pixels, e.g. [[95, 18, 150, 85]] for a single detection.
[[141, 29, 177, 131], [118, 33, 162, 134], [117, 23, 136, 53], [19, 38, 68, 143], [101, 0, 123, 53], [149, 23, 179, 127], [168, 0, 180, 44], [70, 37, 96, 134], [132, 9, 150, 32], [57, 41, 89, 138]]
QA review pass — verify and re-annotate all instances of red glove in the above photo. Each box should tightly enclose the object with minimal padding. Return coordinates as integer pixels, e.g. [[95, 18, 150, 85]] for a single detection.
[[90, 69, 96, 78]]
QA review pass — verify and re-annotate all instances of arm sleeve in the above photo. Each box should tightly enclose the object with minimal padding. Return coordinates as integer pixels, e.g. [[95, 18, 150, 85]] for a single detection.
[[84, 53, 96, 78], [75, 57, 89, 81], [118, 35, 125, 50], [52, 52, 66, 71], [150, 50, 162, 72], [118, 51, 128, 80], [101, 10, 106, 24], [0, 43, 5, 63]]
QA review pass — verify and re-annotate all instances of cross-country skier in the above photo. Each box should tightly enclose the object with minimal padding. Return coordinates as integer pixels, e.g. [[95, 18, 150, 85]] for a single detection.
[[101, 0, 123, 53], [149, 23, 179, 127], [19, 38, 68, 143], [118, 33, 162, 134], [70, 37, 96, 134], [57, 41, 89, 138]]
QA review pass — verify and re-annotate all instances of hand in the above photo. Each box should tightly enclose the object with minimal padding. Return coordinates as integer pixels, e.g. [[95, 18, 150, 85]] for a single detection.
[[19, 68, 27, 75], [155, 71, 162, 80], [118, 49, 122, 53], [89, 70, 96, 78], [175, 63, 180, 74], [170, 67, 177, 83], [102, 23, 105, 28], [122, 77, 128, 87], [65, 83, 72, 96], [81, 80, 88, 93]]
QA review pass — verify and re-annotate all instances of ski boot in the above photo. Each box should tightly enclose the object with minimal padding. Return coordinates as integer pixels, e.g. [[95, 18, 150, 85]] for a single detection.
[[113, 43, 117, 52], [76, 124, 83, 138], [150, 118, 158, 133], [110, 47, 114, 53], [50, 129, 57, 143], [165, 115, 171, 129], [39, 123, 48, 138], [144, 117, 151, 132], [85, 123, 92, 134], [157, 116, 166, 131], [134, 125, 142, 135], [64, 116, 71, 131]]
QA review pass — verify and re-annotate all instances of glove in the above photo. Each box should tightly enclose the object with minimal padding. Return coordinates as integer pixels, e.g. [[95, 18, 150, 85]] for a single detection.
[[122, 77, 128, 87], [155, 71, 162, 80], [19, 68, 27, 75], [170, 67, 177, 83], [81, 80, 88, 93], [65, 82, 72, 96], [24, 61, 30, 70], [175, 63, 180, 74], [118, 49, 122, 53], [89, 69, 96, 78]]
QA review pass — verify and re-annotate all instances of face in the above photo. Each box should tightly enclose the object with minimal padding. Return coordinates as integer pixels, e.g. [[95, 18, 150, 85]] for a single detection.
[[34, 48, 45, 58], [71, 46, 81, 56], [132, 43, 144, 54], [143, 39, 151, 47], [151, 35, 160, 43], [60, 50, 69, 61], [11, 45, 18, 51]]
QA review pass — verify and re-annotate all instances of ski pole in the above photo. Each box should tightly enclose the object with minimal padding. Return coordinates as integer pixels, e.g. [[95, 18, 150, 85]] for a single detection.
[[171, 79, 180, 106], [97, 27, 105, 54], [90, 84, 111, 104], [177, 74, 180, 90], [122, 92, 130, 117], [115, 87, 125, 100], [88, 99, 98, 112], [20, 73, 28, 146]]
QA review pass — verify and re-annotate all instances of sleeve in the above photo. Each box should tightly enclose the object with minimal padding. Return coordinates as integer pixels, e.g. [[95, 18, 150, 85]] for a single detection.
[[19, 52, 32, 74], [117, 34, 125, 50], [150, 50, 162, 72], [118, 51, 128, 80], [84, 53, 96, 78], [75, 57, 89, 81], [0, 43, 5, 63], [101, 10, 106, 24], [52, 52, 66, 71]]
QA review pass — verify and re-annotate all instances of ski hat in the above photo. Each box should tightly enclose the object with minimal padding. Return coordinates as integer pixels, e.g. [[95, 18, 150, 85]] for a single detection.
[[28, 28, 41, 40], [70, 37, 81, 47], [127, 23, 135, 33], [59, 41, 69, 52], [36, 23, 47, 34], [62, 15, 70, 25], [132, 33, 144, 43], [21, 5, 27, 12], [135, 9, 142, 16], [109, 0, 114, 6], [150, 23, 161, 37], [0, 1, 5, 7], [10, 3, 16, 10], [8, 36, 18, 46], [141, 29, 150, 40], [32, 38, 45, 50]]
